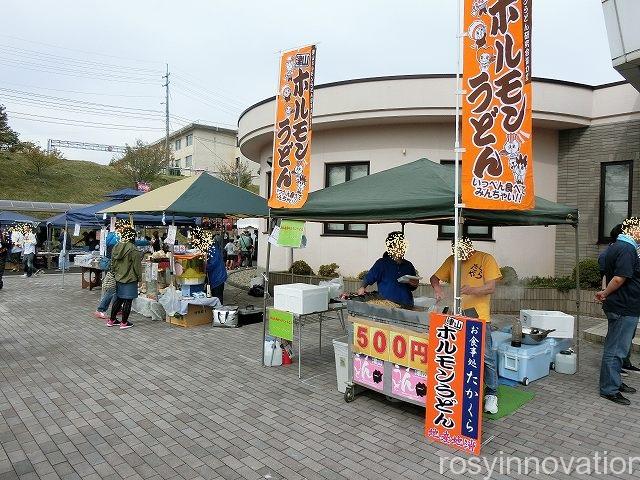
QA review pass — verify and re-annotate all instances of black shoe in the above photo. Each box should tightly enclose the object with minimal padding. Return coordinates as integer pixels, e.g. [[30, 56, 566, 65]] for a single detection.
[[622, 364, 640, 374], [600, 392, 631, 405], [620, 383, 637, 394]]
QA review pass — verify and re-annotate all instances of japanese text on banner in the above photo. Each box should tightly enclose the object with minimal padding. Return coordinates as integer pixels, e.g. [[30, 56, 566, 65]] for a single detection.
[[268, 45, 316, 209], [461, 0, 534, 210], [425, 313, 486, 456]]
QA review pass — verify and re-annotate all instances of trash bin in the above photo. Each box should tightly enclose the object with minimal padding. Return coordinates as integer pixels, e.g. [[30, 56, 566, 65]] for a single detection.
[[333, 336, 349, 393]]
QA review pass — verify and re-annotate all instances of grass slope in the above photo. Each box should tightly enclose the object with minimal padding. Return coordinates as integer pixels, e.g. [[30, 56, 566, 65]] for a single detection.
[[0, 153, 178, 204]]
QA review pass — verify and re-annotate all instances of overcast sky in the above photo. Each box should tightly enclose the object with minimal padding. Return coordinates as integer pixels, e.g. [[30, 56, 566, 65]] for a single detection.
[[1, 0, 622, 164]]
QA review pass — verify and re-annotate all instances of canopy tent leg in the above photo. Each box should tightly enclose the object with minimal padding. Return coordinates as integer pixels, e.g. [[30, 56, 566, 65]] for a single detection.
[[61, 219, 67, 290], [574, 223, 581, 372], [261, 213, 273, 367]]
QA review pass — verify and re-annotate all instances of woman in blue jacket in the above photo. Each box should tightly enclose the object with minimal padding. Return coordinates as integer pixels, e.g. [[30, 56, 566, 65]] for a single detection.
[[206, 236, 228, 304]]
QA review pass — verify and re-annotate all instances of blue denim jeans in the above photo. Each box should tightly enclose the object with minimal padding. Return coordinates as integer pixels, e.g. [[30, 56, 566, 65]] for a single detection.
[[485, 326, 498, 396], [600, 312, 639, 396], [97, 289, 115, 313], [22, 253, 34, 277]]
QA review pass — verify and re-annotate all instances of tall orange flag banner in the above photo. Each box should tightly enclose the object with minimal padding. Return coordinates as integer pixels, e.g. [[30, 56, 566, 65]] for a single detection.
[[268, 45, 316, 209], [461, 0, 534, 210]]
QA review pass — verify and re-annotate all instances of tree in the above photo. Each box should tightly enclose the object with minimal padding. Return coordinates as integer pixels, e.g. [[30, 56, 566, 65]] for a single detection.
[[20, 142, 63, 177], [111, 140, 171, 185], [216, 158, 258, 193], [0, 105, 19, 150]]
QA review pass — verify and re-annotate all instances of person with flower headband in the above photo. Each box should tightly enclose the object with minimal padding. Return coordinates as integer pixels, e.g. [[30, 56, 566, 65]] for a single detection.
[[357, 231, 418, 307], [107, 223, 141, 329], [430, 237, 502, 414], [596, 217, 640, 405]]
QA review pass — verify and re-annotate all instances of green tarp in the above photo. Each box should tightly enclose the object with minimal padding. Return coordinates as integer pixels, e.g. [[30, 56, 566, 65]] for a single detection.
[[101, 173, 268, 218], [275, 159, 578, 226]]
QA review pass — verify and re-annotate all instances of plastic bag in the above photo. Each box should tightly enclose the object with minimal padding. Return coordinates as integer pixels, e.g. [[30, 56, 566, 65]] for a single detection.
[[319, 276, 344, 299], [158, 285, 181, 316]]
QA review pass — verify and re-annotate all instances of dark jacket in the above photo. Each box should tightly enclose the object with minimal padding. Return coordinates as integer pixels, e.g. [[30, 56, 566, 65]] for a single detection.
[[0, 228, 11, 257], [363, 252, 417, 306], [206, 241, 228, 289]]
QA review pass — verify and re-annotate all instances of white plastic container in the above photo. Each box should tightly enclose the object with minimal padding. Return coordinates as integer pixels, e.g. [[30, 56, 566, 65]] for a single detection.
[[520, 310, 575, 339], [332, 337, 349, 393], [274, 283, 329, 315], [554, 350, 577, 374], [264, 339, 283, 366]]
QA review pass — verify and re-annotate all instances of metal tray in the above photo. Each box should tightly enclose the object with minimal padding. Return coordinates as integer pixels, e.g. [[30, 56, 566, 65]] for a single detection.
[[346, 300, 429, 332]]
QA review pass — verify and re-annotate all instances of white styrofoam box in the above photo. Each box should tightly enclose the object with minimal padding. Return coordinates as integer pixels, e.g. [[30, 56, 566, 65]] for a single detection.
[[332, 337, 349, 393], [520, 310, 575, 339], [274, 283, 329, 315]]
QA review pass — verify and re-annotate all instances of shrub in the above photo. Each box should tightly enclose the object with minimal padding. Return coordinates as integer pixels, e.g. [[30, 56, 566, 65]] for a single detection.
[[289, 260, 314, 276], [555, 276, 576, 293], [572, 258, 602, 289], [318, 263, 339, 278], [357, 270, 369, 280], [524, 275, 576, 292], [500, 266, 518, 286]]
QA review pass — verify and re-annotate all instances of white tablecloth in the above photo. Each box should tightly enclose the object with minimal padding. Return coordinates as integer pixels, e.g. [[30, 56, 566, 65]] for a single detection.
[[177, 296, 221, 315]]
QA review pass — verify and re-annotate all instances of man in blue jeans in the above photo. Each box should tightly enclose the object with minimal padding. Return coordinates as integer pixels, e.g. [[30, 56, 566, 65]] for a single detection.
[[597, 217, 640, 405]]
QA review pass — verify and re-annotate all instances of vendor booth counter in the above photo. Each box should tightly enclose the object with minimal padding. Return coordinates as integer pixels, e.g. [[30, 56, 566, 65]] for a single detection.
[[345, 300, 430, 406]]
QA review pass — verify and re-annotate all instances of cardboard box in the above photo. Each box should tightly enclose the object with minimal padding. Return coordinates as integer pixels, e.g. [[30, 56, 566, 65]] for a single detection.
[[168, 304, 213, 328]]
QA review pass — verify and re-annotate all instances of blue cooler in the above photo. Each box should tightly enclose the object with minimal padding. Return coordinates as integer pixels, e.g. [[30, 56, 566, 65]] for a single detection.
[[491, 331, 512, 353], [497, 342, 551, 386]]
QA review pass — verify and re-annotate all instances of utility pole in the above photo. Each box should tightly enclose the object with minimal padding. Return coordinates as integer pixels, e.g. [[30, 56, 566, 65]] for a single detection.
[[162, 64, 170, 167], [236, 157, 241, 187]]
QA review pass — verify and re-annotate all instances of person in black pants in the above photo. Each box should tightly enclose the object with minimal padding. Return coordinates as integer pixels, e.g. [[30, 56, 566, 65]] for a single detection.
[[0, 227, 11, 290]]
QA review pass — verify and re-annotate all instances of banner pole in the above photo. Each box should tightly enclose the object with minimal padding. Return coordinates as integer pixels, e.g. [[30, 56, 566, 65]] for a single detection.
[[453, 0, 463, 314], [261, 212, 272, 366]]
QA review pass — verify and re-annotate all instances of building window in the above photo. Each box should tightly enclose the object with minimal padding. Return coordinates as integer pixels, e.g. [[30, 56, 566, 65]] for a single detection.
[[185, 155, 192, 169], [186, 134, 193, 146], [266, 171, 272, 199], [174, 158, 181, 168], [175, 139, 181, 151], [323, 162, 369, 236], [599, 160, 633, 243], [438, 159, 493, 240]]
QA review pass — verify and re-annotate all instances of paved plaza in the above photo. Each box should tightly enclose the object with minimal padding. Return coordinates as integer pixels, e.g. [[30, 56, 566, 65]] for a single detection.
[[0, 274, 639, 479]]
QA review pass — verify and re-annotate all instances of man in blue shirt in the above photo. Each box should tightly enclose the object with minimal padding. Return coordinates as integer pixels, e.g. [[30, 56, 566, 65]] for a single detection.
[[358, 231, 418, 307], [596, 217, 640, 405]]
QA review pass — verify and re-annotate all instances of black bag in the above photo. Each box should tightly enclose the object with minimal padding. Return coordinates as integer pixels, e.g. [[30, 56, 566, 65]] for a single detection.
[[238, 305, 263, 325], [248, 285, 264, 297]]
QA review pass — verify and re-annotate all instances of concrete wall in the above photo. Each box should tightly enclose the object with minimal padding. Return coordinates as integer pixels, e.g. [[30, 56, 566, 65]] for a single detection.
[[258, 124, 560, 280], [556, 119, 640, 274]]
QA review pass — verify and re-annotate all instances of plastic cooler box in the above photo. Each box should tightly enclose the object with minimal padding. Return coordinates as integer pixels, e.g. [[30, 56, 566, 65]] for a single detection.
[[273, 283, 329, 315], [520, 310, 575, 339], [497, 342, 552, 385]]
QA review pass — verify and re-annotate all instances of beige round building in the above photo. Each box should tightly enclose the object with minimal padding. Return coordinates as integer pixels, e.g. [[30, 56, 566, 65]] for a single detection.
[[238, 74, 640, 278]]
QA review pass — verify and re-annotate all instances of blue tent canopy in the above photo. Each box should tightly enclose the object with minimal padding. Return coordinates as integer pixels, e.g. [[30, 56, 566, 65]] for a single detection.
[[0, 211, 42, 226], [46, 189, 195, 228]]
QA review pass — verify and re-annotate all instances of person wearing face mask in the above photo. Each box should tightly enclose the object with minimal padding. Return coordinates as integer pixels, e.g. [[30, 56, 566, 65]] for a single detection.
[[430, 237, 502, 415], [596, 217, 640, 405], [357, 231, 418, 307]]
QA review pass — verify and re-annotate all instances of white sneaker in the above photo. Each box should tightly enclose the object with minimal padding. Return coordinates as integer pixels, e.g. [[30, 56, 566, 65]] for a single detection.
[[484, 394, 498, 414], [22, 273, 27, 278]]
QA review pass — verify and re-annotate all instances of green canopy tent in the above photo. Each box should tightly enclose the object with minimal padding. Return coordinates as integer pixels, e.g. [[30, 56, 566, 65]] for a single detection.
[[100, 173, 268, 218], [269, 158, 582, 368]]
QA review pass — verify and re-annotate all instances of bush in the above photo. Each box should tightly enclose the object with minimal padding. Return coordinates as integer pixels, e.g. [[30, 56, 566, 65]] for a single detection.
[[289, 260, 314, 276], [524, 275, 576, 292], [572, 258, 602, 289], [357, 270, 369, 280], [500, 266, 518, 286], [318, 263, 339, 278]]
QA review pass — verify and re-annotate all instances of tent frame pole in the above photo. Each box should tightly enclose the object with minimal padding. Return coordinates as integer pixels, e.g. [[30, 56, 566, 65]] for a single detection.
[[61, 219, 67, 289], [574, 223, 581, 372], [453, 0, 463, 314], [261, 212, 273, 366]]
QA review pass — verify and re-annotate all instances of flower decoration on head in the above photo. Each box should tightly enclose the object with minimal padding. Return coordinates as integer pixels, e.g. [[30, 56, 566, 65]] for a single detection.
[[12, 223, 33, 235], [452, 236, 475, 261], [189, 226, 215, 254], [385, 231, 408, 260], [622, 217, 640, 238]]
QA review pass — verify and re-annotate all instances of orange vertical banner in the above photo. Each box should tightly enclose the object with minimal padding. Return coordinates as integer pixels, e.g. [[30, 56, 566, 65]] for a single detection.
[[268, 45, 316, 209], [461, 0, 534, 210]]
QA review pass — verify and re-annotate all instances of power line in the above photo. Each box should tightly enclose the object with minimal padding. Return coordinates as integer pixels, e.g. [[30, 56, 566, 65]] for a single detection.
[[173, 87, 240, 118], [172, 79, 244, 112], [0, 33, 162, 65], [172, 72, 251, 105], [7, 111, 164, 131], [0, 87, 164, 113], [0, 45, 163, 75], [10, 115, 164, 132], [0, 80, 159, 98]]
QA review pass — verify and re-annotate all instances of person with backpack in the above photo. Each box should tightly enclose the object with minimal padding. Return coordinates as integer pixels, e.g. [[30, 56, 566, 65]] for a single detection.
[[94, 229, 121, 319]]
